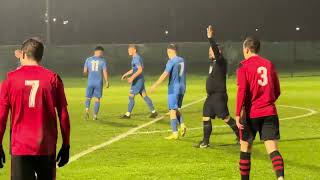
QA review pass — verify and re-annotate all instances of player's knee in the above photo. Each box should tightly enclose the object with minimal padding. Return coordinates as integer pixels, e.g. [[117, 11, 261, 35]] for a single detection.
[[202, 117, 210, 121], [169, 110, 177, 119], [94, 98, 100, 103], [264, 140, 278, 154], [223, 116, 230, 122], [129, 94, 135, 98], [141, 92, 147, 98], [240, 140, 252, 152]]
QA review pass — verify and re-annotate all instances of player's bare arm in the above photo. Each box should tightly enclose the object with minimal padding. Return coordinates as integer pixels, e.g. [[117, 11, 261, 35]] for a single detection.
[[83, 66, 88, 76], [236, 108, 246, 130], [207, 25, 221, 60], [121, 69, 133, 80], [103, 69, 109, 88], [127, 65, 143, 83], [150, 71, 169, 93]]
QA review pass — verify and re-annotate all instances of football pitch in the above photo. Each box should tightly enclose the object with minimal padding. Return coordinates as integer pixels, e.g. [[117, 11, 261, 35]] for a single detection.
[[1, 75, 319, 180]]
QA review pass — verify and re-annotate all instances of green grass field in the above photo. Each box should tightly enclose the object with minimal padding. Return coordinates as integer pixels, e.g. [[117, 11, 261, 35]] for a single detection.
[[0, 75, 319, 180]]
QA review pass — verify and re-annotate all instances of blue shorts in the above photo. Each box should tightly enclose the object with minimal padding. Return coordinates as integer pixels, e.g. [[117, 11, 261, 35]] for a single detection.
[[130, 79, 146, 95], [86, 84, 103, 98], [168, 94, 184, 110]]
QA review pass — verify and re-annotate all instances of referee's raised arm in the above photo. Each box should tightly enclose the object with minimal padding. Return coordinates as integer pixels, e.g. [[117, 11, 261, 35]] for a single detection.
[[207, 25, 222, 60]]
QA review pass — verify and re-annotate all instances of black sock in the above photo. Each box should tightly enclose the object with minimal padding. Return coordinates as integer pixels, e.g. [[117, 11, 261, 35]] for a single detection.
[[226, 117, 239, 138], [270, 151, 284, 178], [203, 120, 212, 144], [177, 115, 181, 124], [239, 152, 251, 180]]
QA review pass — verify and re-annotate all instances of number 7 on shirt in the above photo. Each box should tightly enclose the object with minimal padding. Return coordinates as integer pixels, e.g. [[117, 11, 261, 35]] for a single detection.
[[179, 62, 185, 76], [25, 80, 39, 108]]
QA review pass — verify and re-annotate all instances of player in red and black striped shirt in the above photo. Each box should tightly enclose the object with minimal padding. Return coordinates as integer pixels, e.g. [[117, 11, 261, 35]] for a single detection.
[[0, 38, 71, 180], [236, 36, 284, 180]]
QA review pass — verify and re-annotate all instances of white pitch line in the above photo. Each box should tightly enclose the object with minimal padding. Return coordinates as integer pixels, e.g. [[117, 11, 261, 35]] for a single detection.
[[133, 105, 318, 135], [68, 97, 206, 163], [131, 126, 227, 135], [277, 105, 318, 120]]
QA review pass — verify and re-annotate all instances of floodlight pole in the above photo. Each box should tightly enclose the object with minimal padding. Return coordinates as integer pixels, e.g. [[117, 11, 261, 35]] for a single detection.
[[45, 0, 51, 45]]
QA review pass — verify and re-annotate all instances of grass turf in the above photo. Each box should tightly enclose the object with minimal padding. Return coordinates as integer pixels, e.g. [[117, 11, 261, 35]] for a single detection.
[[0, 75, 319, 179]]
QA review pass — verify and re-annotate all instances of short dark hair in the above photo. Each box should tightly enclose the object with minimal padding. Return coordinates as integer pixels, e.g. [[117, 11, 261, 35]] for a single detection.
[[167, 43, 178, 52], [21, 38, 44, 62], [95, 46, 104, 51], [244, 36, 261, 53]]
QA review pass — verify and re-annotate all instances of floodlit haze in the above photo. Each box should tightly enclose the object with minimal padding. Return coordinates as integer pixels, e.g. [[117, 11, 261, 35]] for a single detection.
[[0, 0, 319, 44]]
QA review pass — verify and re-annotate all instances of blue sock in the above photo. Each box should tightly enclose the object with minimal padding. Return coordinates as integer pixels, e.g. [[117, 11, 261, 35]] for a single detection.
[[128, 96, 135, 113], [170, 119, 178, 132], [177, 115, 184, 124], [94, 102, 100, 115], [143, 96, 155, 112], [85, 99, 91, 109]]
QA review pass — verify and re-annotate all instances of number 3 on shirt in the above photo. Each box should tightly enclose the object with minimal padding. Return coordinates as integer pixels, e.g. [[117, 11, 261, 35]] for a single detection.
[[25, 80, 39, 108], [257, 66, 268, 86]]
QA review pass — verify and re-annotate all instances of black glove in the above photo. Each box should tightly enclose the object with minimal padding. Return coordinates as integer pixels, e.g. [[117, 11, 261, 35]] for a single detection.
[[0, 145, 5, 168], [56, 145, 70, 167]]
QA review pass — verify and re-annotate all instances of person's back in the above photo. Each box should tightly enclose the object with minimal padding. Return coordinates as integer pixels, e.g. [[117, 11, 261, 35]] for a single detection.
[[236, 36, 283, 180], [168, 56, 186, 95], [0, 38, 70, 180], [83, 46, 109, 121], [86, 56, 107, 85], [150, 44, 187, 140], [3, 65, 66, 155], [239, 55, 280, 118]]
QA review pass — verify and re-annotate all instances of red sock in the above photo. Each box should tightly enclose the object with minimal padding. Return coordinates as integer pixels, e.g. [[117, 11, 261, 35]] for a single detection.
[[240, 152, 251, 180], [270, 151, 284, 178]]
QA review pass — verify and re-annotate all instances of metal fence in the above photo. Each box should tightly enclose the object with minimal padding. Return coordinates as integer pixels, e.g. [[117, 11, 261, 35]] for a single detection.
[[0, 41, 319, 79]]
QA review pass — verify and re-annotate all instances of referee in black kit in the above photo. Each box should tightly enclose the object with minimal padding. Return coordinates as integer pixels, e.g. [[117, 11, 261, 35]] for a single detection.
[[196, 25, 239, 148]]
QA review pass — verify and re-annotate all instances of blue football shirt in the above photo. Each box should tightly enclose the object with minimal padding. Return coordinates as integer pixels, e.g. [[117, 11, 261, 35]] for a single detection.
[[131, 54, 144, 81], [84, 56, 107, 85], [164, 56, 186, 95]]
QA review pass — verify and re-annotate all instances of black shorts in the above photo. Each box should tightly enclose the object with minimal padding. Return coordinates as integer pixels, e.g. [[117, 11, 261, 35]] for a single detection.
[[203, 92, 229, 119], [240, 115, 280, 143], [11, 155, 56, 180]]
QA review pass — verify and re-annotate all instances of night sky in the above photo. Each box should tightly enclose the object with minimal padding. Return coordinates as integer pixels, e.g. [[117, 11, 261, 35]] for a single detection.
[[0, 0, 319, 44]]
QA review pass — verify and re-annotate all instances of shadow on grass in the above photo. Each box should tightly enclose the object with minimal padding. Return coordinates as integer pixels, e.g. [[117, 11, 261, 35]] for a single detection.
[[180, 131, 235, 144], [95, 119, 137, 128]]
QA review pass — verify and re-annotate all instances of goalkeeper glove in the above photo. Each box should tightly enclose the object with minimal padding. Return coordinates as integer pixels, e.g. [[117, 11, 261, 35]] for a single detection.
[[56, 145, 70, 167], [0, 145, 5, 168]]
